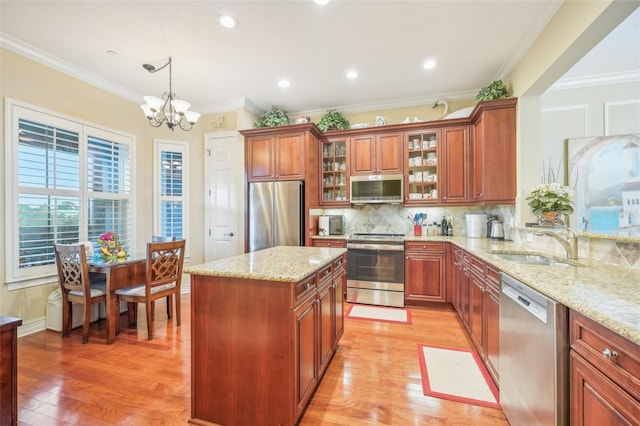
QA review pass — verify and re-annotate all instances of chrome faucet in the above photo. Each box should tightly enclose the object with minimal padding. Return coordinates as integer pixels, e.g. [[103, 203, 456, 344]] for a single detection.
[[534, 225, 579, 259]]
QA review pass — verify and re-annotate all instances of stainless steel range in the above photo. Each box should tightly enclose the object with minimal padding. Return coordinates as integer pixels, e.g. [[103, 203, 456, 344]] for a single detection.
[[346, 233, 405, 307]]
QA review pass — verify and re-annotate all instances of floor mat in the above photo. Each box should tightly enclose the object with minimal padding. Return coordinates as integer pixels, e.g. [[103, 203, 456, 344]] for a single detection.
[[418, 344, 500, 409], [345, 304, 411, 324]]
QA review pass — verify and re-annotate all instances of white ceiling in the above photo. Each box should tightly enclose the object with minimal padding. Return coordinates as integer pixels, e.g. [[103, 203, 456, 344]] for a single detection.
[[0, 1, 637, 116]]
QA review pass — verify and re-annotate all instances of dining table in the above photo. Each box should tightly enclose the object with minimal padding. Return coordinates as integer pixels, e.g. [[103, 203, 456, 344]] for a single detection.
[[87, 252, 147, 344]]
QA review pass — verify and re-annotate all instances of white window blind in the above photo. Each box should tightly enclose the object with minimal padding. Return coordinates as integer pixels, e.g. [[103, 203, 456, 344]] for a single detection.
[[5, 99, 135, 289], [154, 140, 188, 241]]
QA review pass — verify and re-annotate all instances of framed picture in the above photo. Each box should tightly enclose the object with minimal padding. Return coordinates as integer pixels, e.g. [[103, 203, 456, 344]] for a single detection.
[[567, 134, 640, 237]]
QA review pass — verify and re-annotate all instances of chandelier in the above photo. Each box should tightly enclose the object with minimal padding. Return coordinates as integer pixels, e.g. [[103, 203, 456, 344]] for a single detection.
[[140, 56, 201, 131]]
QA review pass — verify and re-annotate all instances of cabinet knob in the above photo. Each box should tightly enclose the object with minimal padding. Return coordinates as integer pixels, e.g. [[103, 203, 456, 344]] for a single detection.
[[602, 348, 618, 360]]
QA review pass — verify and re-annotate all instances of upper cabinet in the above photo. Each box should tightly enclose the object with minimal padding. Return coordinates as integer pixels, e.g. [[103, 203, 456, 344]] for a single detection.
[[440, 126, 470, 204], [320, 137, 349, 206], [350, 132, 403, 176], [470, 98, 517, 204], [242, 125, 322, 183], [405, 129, 441, 204]]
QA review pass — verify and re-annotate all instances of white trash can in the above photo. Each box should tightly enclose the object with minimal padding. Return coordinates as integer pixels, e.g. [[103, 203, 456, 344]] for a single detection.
[[46, 288, 100, 332]]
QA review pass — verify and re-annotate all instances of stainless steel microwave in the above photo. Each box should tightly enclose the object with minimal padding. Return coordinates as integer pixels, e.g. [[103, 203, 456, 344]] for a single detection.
[[350, 174, 403, 204]]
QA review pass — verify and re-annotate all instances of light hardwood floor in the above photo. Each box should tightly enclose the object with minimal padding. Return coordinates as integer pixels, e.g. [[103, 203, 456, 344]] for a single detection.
[[17, 298, 508, 425]]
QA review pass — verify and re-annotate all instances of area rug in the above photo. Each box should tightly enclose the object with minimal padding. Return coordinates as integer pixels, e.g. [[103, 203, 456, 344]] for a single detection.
[[417, 344, 500, 409], [345, 304, 411, 324]]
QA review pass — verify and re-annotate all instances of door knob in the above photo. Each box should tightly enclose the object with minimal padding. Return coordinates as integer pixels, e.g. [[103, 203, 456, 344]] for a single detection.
[[224, 232, 234, 237]]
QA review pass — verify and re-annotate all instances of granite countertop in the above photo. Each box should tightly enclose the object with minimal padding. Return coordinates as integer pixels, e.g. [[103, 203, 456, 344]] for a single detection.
[[311, 234, 347, 239], [184, 246, 347, 283], [405, 235, 640, 346]]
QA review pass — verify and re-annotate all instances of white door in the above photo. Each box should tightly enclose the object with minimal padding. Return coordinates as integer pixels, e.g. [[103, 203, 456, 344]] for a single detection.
[[204, 131, 245, 261]]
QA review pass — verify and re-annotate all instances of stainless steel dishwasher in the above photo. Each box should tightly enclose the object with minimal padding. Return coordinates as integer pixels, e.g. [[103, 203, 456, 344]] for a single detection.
[[499, 272, 569, 426]]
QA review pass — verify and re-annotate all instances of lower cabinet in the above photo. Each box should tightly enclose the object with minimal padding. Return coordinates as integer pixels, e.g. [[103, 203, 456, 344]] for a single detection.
[[450, 246, 499, 384], [312, 238, 346, 248], [294, 285, 319, 414], [0, 316, 22, 426], [569, 310, 640, 425], [404, 242, 447, 306]]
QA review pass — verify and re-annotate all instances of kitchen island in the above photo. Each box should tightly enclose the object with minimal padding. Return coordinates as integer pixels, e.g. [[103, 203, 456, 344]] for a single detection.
[[184, 246, 347, 426]]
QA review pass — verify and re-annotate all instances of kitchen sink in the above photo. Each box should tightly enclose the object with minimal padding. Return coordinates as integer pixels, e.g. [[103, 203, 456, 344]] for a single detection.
[[492, 252, 573, 266]]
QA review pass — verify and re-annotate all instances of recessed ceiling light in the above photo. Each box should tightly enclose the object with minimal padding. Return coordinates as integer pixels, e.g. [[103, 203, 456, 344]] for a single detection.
[[314, 0, 331, 5], [106, 50, 118, 56], [219, 14, 238, 29], [278, 79, 290, 88], [346, 70, 358, 79], [423, 60, 436, 70]]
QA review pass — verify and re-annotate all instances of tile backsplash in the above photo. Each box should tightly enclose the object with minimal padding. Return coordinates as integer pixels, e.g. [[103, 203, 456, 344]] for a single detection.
[[313, 204, 640, 270]]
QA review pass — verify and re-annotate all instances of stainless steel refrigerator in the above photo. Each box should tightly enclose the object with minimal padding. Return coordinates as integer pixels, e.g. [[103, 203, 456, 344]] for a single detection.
[[248, 181, 304, 252]]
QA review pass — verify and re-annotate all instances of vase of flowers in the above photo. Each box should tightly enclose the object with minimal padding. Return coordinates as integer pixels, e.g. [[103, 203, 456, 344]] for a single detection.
[[526, 182, 574, 226], [97, 231, 127, 258]]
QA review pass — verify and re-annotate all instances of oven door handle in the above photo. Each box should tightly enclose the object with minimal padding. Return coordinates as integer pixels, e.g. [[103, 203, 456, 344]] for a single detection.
[[347, 243, 405, 251]]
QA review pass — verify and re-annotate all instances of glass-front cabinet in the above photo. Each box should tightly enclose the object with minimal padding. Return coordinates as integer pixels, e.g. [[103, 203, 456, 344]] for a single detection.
[[320, 137, 349, 206], [405, 129, 440, 204]]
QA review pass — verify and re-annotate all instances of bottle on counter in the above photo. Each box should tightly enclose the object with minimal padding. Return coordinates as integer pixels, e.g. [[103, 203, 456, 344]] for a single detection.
[[441, 216, 448, 236], [447, 220, 453, 236]]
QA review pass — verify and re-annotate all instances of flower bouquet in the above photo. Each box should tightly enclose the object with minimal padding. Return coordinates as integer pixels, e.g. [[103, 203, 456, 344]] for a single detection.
[[97, 231, 127, 258], [526, 182, 574, 226]]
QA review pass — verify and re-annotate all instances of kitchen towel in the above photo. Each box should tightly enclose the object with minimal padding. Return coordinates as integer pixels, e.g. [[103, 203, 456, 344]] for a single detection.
[[345, 305, 411, 324], [418, 344, 500, 409]]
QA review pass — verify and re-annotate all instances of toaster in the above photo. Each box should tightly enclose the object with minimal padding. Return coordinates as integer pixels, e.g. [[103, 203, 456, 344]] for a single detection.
[[318, 215, 344, 235]]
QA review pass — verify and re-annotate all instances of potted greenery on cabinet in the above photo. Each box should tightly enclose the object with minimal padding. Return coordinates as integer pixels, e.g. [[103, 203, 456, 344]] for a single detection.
[[254, 105, 289, 128], [317, 109, 350, 132]]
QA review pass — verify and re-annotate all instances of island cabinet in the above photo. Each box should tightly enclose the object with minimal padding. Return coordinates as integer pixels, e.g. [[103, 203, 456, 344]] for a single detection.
[[569, 310, 640, 425], [467, 257, 500, 384], [188, 247, 345, 426], [0, 316, 21, 426], [349, 132, 403, 176], [439, 125, 470, 204], [470, 98, 517, 204], [404, 241, 447, 306]]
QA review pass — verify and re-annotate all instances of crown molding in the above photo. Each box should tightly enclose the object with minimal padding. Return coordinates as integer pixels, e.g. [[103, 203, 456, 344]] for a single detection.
[[1, 33, 143, 104], [290, 90, 479, 117], [549, 70, 640, 91]]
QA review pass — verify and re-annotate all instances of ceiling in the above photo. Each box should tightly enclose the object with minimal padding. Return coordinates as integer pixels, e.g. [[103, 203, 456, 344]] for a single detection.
[[0, 1, 637, 116]]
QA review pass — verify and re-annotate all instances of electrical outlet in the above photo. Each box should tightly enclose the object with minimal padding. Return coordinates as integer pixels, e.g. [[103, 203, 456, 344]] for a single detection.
[[526, 232, 534, 242]]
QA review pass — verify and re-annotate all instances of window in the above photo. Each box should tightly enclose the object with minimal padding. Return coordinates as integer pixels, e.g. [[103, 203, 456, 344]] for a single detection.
[[154, 140, 188, 242], [5, 99, 135, 289]]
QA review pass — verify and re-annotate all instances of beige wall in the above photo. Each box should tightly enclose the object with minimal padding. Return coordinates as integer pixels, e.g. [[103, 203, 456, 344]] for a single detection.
[[505, 0, 637, 225], [0, 48, 207, 326]]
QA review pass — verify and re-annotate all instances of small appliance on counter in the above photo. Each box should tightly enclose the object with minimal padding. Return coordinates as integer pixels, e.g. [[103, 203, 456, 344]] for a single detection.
[[318, 215, 344, 235], [465, 213, 488, 238], [490, 218, 505, 240]]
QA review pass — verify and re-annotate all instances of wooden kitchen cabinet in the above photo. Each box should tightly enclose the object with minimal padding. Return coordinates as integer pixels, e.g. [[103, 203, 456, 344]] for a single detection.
[[312, 238, 346, 248], [189, 250, 344, 426], [404, 129, 441, 204], [320, 137, 349, 206], [0, 316, 21, 426], [332, 254, 346, 338], [452, 246, 471, 329], [350, 132, 403, 176], [471, 98, 517, 204], [404, 242, 447, 306], [569, 310, 640, 425], [440, 125, 470, 204], [242, 124, 323, 184], [451, 246, 500, 384]]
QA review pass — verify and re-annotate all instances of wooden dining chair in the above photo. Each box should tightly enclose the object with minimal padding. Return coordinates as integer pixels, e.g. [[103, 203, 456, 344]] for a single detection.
[[115, 240, 186, 340], [152, 236, 176, 316], [54, 243, 107, 343]]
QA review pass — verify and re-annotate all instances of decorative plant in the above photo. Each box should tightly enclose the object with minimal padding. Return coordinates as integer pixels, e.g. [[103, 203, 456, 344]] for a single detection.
[[526, 183, 574, 216], [317, 109, 350, 132], [475, 80, 510, 101], [253, 105, 289, 128]]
